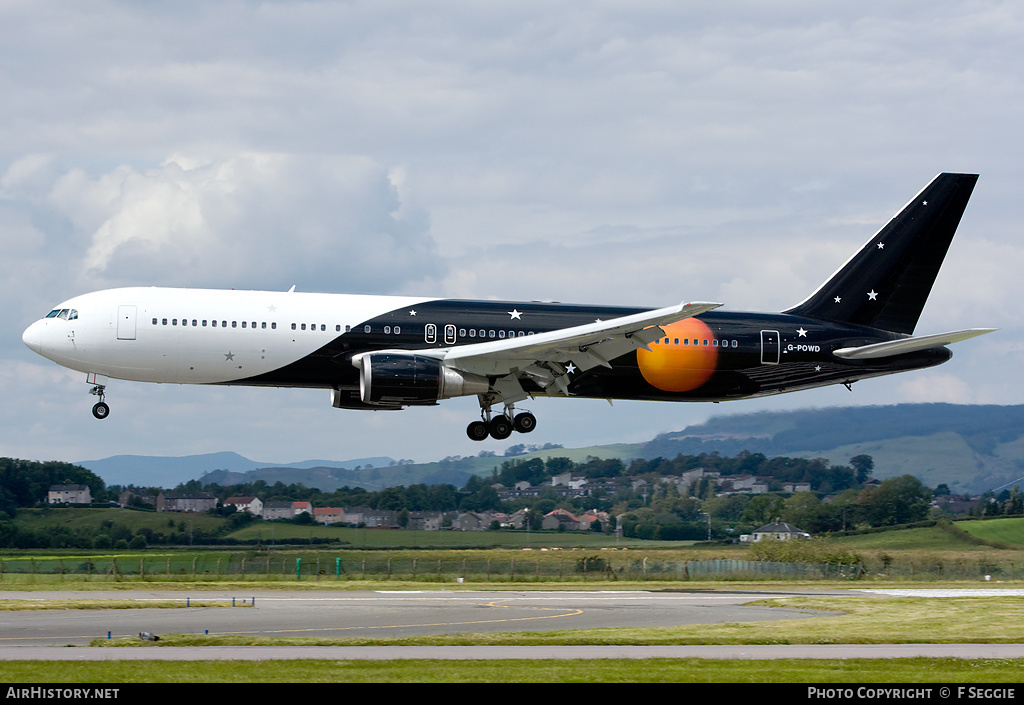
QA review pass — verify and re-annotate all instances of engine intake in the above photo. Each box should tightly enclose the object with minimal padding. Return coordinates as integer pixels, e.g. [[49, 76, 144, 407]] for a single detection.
[[352, 353, 490, 405]]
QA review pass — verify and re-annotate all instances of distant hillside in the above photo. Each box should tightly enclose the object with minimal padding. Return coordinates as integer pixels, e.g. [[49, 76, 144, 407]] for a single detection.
[[76, 404, 1024, 496], [77, 452, 395, 488], [641, 404, 1024, 494]]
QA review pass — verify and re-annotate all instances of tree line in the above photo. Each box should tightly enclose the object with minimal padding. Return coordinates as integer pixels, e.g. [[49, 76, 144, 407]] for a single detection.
[[1, 449, 997, 548]]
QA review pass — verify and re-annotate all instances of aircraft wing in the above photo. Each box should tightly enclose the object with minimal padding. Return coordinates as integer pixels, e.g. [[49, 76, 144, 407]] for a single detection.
[[833, 328, 996, 360], [422, 300, 722, 397]]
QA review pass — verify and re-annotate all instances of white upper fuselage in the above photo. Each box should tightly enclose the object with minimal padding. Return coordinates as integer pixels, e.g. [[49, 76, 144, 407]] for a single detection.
[[21, 287, 429, 385]]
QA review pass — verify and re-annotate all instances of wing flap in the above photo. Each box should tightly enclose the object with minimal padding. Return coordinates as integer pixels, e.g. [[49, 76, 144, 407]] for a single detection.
[[436, 300, 722, 377], [833, 328, 996, 360]]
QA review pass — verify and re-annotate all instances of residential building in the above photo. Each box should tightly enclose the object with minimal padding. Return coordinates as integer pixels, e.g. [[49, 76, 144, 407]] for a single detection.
[[48, 484, 92, 505], [156, 492, 216, 513]]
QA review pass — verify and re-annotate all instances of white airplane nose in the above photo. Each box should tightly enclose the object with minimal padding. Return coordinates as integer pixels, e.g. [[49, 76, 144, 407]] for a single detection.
[[22, 321, 43, 354]]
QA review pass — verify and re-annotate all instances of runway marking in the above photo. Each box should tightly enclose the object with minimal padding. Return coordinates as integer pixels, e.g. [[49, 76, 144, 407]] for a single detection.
[[0, 600, 586, 643], [198, 600, 585, 637]]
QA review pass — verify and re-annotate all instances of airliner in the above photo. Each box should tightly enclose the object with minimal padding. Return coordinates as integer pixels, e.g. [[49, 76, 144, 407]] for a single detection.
[[23, 173, 995, 441]]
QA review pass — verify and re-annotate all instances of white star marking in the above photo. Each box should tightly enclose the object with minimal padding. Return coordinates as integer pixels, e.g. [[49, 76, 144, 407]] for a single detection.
[[834, 296, 842, 303], [508, 309, 522, 320], [409, 310, 417, 316], [877, 242, 885, 250], [922, 201, 928, 206], [867, 290, 878, 301], [565, 363, 577, 374], [797, 328, 807, 337], [267, 305, 277, 313], [815, 365, 822, 372]]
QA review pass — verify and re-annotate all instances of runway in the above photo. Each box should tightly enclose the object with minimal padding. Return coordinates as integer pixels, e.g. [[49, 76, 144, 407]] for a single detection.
[[0, 589, 836, 647], [1, 588, 1021, 661]]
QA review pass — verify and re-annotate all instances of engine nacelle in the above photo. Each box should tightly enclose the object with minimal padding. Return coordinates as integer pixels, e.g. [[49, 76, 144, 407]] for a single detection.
[[352, 352, 490, 405]]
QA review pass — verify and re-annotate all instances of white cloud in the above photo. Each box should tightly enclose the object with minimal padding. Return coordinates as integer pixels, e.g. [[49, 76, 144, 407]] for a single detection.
[[37, 153, 445, 295]]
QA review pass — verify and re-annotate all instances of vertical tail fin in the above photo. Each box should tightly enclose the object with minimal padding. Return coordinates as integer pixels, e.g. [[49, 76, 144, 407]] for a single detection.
[[784, 173, 979, 334]]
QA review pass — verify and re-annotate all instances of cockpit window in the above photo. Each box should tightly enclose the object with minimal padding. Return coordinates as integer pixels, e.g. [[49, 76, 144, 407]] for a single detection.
[[44, 309, 77, 320]]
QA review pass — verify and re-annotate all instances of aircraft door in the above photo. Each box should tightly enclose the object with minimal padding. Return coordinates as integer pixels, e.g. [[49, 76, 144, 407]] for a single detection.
[[117, 305, 137, 340], [444, 324, 456, 345], [760, 330, 780, 364]]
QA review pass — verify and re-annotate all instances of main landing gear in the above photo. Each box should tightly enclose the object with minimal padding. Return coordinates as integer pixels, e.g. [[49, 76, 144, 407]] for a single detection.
[[90, 384, 109, 420], [466, 405, 537, 441]]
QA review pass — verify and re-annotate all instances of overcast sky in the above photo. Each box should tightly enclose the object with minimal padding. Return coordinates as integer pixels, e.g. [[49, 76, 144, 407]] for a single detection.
[[2, 1, 1021, 470]]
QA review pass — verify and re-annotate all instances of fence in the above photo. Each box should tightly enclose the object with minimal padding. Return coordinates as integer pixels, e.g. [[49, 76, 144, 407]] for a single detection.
[[0, 555, 865, 581], [0, 554, 1018, 582]]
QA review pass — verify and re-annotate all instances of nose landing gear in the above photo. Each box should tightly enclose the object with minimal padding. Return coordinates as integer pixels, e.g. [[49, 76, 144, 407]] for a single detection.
[[90, 384, 109, 419]]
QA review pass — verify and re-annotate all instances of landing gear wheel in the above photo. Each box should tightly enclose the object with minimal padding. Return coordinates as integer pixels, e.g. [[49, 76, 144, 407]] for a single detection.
[[467, 420, 489, 441], [489, 415, 513, 440], [513, 412, 537, 434], [92, 402, 110, 420]]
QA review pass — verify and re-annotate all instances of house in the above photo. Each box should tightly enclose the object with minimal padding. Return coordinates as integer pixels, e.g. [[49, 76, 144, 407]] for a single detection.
[[452, 512, 487, 531], [118, 488, 156, 508], [339, 507, 399, 528], [542, 508, 579, 531], [313, 507, 344, 525], [48, 484, 92, 505], [156, 492, 216, 513], [224, 496, 263, 516], [577, 509, 612, 531], [263, 501, 314, 520], [743, 520, 811, 543], [508, 507, 531, 529], [719, 475, 770, 495], [783, 482, 813, 494], [407, 511, 444, 530]]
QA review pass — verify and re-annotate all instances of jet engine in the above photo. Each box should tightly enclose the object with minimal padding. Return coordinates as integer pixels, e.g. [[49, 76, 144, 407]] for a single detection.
[[352, 352, 490, 405]]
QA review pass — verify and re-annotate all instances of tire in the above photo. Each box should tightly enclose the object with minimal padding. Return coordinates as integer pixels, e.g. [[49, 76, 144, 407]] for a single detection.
[[466, 420, 489, 441], [489, 415, 513, 440], [92, 402, 110, 420], [513, 412, 537, 434]]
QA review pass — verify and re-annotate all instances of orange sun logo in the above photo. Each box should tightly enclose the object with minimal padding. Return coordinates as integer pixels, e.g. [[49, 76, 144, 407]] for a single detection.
[[637, 318, 719, 392]]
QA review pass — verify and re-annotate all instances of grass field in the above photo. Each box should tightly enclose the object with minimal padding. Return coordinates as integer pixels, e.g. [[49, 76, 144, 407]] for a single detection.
[[1, 657, 1022, 683], [957, 517, 1024, 546]]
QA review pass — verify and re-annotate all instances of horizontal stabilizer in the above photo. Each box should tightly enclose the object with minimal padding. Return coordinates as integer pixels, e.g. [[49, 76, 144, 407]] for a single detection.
[[833, 328, 996, 360]]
